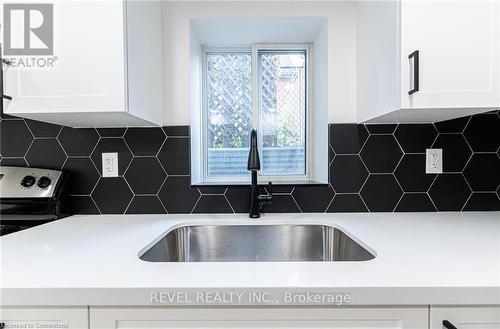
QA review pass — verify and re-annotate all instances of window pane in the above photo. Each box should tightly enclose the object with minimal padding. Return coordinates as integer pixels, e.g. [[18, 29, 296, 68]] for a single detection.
[[206, 52, 252, 176], [260, 51, 306, 175]]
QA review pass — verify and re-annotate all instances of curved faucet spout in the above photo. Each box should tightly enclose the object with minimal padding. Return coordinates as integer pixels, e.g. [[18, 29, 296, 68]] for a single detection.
[[247, 129, 260, 171]]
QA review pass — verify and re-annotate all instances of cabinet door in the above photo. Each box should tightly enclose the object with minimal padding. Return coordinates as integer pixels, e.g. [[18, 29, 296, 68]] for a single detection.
[[0, 307, 88, 329], [431, 306, 500, 329], [400, 0, 500, 109], [2, 0, 126, 115], [91, 307, 427, 329]]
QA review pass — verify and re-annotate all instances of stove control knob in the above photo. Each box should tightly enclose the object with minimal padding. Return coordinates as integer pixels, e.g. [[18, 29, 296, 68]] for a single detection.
[[37, 176, 52, 189], [20, 175, 36, 187]]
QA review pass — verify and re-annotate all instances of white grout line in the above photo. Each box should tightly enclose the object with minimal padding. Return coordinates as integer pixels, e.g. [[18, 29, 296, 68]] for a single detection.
[[59, 157, 68, 170], [461, 116, 473, 134], [357, 170, 371, 195], [461, 191, 473, 212], [157, 194, 169, 214], [427, 174, 439, 194], [22, 119, 35, 139], [155, 173, 168, 196], [56, 137, 68, 158], [392, 152, 404, 175], [323, 190, 336, 213], [23, 138, 35, 159], [426, 191, 438, 212], [123, 194, 135, 214], [290, 194, 302, 213], [87, 136, 102, 167], [89, 176, 101, 197], [190, 194, 203, 214], [392, 192, 405, 212], [392, 173, 405, 193], [461, 172, 474, 194], [89, 195, 102, 215], [358, 192, 370, 212], [223, 194, 236, 214]]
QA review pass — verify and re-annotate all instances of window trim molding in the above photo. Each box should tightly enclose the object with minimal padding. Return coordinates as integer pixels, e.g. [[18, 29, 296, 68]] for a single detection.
[[201, 44, 312, 184]]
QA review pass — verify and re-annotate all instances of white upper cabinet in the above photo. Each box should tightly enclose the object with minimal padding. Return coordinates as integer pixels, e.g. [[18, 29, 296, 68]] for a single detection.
[[2, 0, 162, 127], [400, 1, 500, 109], [357, 0, 500, 123]]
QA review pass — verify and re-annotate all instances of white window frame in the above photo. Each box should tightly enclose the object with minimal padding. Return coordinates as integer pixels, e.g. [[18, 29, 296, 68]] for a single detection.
[[201, 44, 312, 184]]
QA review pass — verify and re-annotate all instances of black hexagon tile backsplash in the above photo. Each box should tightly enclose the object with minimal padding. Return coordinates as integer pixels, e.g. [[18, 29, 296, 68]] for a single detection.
[[360, 135, 403, 173], [330, 155, 368, 193], [1, 110, 499, 214], [0, 119, 33, 157], [327, 194, 368, 213], [292, 185, 335, 213], [25, 139, 67, 170], [192, 195, 233, 214], [25, 119, 62, 138], [124, 128, 165, 156], [58, 127, 99, 157], [91, 138, 133, 176], [126, 196, 166, 214], [394, 124, 438, 153], [92, 177, 133, 214], [62, 157, 100, 195], [429, 174, 471, 211], [360, 174, 403, 212], [329, 124, 368, 154], [395, 154, 436, 192], [124, 157, 166, 194], [432, 134, 472, 172], [463, 114, 500, 152]]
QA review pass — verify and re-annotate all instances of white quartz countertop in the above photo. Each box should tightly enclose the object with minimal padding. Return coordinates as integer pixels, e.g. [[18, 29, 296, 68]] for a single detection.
[[1, 212, 499, 306]]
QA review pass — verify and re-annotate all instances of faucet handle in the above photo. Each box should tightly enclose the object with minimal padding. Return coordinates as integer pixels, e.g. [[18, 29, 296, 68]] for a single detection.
[[264, 182, 273, 203], [258, 182, 273, 204]]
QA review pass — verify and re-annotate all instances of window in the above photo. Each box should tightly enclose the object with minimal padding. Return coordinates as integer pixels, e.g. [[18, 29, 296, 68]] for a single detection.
[[203, 45, 310, 182]]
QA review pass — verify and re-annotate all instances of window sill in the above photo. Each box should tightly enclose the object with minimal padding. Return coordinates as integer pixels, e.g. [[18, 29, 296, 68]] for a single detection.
[[191, 180, 329, 188]]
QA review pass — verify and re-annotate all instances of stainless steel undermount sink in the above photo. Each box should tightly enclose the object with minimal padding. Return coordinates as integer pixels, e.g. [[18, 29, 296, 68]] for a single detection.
[[139, 224, 375, 262]]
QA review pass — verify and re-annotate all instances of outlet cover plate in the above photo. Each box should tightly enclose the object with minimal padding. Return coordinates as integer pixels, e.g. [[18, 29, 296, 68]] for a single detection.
[[102, 152, 118, 177], [426, 148, 442, 174]]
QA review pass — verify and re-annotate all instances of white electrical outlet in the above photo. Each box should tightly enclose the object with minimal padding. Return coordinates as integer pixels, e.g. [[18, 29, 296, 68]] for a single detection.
[[426, 149, 443, 174], [102, 153, 118, 177]]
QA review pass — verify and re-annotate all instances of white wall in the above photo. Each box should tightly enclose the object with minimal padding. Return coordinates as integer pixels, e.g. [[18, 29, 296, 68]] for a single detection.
[[312, 22, 329, 183], [162, 1, 357, 125], [189, 28, 203, 183]]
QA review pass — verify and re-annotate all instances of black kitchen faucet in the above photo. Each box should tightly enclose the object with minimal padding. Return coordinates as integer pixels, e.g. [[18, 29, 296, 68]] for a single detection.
[[247, 129, 272, 218]]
